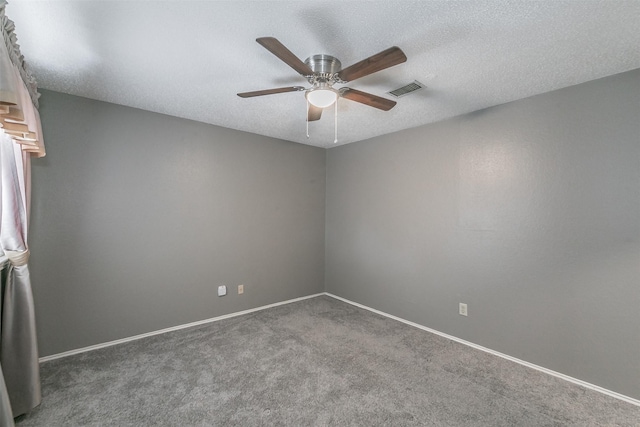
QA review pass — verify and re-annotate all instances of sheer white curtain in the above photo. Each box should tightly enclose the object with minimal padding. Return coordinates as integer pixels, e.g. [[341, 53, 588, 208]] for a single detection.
[[1, 1, 45, 424], [1, 131, 40, 422]]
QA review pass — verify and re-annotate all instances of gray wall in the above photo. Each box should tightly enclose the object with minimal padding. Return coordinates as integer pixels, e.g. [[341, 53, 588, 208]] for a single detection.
[[31, 90, 326, 357], [325, 70, 640, 399], [30, 70, 640, 400]]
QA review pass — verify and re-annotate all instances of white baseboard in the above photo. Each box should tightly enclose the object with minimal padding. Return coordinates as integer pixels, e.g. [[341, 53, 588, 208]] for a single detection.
[[39, 291, 639, 408], [39, 293, 324, 363], [324, 292, 640, 408]]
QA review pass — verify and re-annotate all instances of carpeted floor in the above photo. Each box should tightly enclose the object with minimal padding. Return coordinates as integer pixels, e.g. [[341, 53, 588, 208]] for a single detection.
[[15, 295, 640, 426]]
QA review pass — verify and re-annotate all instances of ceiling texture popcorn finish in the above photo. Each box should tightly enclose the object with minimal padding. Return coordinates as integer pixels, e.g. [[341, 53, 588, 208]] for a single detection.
[[7, 1, 640, 148]]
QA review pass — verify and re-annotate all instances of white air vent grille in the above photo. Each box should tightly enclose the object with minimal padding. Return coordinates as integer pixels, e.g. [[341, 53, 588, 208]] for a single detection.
[[388, 81, 425, 98]]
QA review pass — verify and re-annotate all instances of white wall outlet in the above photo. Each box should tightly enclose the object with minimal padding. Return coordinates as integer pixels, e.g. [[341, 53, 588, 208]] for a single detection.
[[217, 285, 227, 297], [459, 303, 468, 316], [238, 284, 244, 294]]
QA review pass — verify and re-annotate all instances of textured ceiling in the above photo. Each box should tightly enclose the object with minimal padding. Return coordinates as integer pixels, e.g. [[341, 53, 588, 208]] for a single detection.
[[7, 1, 640, 148]]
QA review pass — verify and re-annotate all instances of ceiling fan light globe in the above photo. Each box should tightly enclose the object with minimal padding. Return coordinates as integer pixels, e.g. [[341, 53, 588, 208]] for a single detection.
[[306, 88, 338, 108]]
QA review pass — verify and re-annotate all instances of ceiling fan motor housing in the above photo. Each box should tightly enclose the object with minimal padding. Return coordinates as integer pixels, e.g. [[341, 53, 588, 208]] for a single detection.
[[305, 55, 342, 82]]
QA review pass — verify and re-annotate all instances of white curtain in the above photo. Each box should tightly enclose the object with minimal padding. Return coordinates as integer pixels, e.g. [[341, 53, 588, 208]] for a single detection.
[[0, 131, 40, 422], [1, 1, 44, 424]]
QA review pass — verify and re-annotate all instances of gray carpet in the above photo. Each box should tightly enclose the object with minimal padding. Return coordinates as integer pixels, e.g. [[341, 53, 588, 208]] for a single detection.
[[15, 295, 640, 426]]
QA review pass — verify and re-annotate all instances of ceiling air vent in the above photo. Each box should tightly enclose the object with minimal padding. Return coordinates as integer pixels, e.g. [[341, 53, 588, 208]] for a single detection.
[[388, 80, 425, 98]]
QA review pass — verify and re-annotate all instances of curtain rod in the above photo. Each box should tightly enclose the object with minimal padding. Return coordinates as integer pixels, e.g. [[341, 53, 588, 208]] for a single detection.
[[1, 0, 39, 108]]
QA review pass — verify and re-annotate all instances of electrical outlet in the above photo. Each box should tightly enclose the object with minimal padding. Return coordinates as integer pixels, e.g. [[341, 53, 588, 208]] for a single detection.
[[238, 284, 244, 294], [459, 303, 468, 316], [218, 285, 227, 297]]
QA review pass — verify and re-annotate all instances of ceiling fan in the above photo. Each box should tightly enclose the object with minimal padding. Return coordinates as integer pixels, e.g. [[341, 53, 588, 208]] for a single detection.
[[237, 37, 407, 122]]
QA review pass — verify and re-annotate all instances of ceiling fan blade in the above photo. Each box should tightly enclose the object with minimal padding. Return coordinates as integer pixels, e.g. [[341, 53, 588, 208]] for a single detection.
[[340, 88, 397, 111], [237, 86, 304, 98], [256, 37, 314, 77], [307, 104, 323, 121], [337, 46, 407, 82]]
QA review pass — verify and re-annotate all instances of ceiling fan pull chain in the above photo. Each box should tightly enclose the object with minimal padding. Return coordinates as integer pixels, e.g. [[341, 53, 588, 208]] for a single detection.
[[334, 99, 338, 144], [306, 100, 310, 138]]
